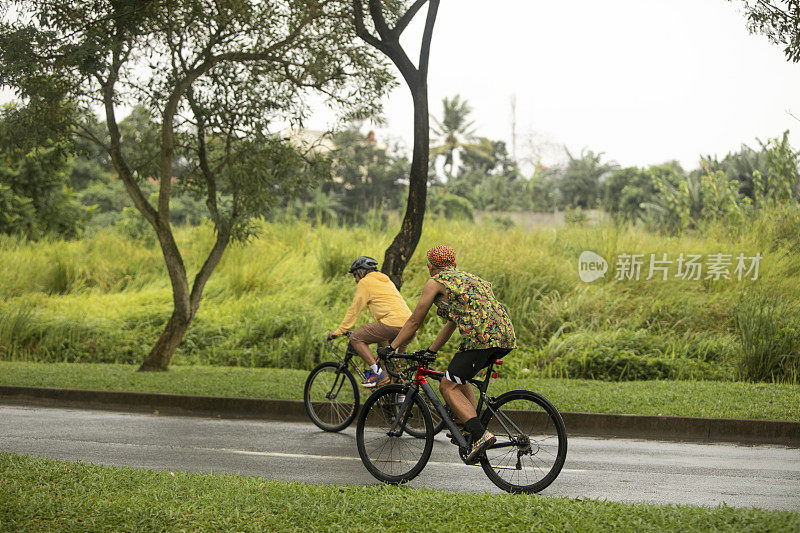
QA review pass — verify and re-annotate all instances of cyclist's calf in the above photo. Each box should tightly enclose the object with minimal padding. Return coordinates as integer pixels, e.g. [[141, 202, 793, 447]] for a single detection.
[[440, 378, 477, 423]]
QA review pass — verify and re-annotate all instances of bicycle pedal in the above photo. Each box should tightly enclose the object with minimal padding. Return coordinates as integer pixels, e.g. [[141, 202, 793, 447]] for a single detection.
[[447, 431, 470, 445], [457, 447, 480, 465]]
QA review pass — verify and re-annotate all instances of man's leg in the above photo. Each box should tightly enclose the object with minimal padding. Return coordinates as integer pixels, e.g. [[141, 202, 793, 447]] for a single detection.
[[440, 348, 502, 463], [348, 336, 376, 367], [440, 379, 477, 422], [440, 348, 489, 422], [349, 322, 398, 387]]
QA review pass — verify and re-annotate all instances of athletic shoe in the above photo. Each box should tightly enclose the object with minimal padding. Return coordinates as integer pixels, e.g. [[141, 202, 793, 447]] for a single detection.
[[465, 430, 496, 465], [362, 370, 390, 388]]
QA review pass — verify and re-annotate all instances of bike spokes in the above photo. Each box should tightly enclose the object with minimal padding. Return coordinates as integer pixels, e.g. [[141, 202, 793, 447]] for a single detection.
[[480, 391, 567, 493], [304, 362, 359, 432], [356, 385, 433, 483]]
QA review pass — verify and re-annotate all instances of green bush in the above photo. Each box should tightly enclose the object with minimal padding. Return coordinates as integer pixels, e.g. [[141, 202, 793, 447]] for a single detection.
[[316, 241, 353, 282], [115, 206, 156, 246], [549, 351, 727, 381], [0, 138, 91, 240], [429, 191, 474, 220], [490, 215, 515, 230], [564, 205, 589, 225], [536, 329, 735, 381], [760, 202, 800, 252], [0, 183, 38, 237], [734, 289, 800, 382], [0, 214, 797, 381], [0, 303, 139, 364]]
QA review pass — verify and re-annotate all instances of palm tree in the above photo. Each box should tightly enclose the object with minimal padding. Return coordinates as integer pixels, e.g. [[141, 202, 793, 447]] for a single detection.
[[558, 148, 618, 209], [431, 95, 477, 175]]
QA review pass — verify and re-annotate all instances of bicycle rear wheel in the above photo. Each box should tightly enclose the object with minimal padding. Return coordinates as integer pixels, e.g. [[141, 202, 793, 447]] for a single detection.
[[480, 390, 567, 493], [356, 384, 433, 484], [304, 362, 359, 432]]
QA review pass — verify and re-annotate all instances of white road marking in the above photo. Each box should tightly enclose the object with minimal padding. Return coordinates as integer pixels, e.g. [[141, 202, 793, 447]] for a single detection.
[[206, 447, 586, 472]]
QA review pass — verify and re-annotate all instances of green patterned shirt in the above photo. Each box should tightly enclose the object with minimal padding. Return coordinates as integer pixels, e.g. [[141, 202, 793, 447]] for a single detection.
[[433, 268, 517, 351]]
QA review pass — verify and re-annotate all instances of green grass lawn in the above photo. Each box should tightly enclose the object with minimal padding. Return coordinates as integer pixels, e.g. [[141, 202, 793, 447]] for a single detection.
[[1, 453, 797, 532], [1, 361, 798, 421]]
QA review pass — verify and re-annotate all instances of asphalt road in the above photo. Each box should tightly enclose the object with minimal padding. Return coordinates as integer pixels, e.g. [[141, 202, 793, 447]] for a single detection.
[[1, 404, 798, 511]]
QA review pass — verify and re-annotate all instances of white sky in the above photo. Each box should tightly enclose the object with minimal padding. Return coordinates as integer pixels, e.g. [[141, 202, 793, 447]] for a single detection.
[[3, 0, 798, 173], [307, 0, 800, 172]]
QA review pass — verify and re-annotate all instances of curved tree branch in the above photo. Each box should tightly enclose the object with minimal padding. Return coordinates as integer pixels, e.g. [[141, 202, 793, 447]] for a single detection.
[[395, 0, 428, 35], [418, 0, 439, 77]]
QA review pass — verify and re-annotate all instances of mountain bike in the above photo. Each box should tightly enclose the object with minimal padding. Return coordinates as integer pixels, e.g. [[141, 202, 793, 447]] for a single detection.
[[303, 334, 446, 434], [355, 349, 568, 493]]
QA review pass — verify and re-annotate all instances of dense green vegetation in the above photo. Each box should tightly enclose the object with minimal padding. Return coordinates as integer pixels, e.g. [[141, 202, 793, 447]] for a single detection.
[[1, 6, 798, 381], [5, 93, 797, 239], [2, 79, 797, 377], [1, 206, 799, 382], [1, 454, 797, 532], [2, 362, 798, 421]]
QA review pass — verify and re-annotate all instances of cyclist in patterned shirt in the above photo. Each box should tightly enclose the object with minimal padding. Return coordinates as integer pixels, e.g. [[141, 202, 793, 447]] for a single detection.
[[378, 245, 516, 464]]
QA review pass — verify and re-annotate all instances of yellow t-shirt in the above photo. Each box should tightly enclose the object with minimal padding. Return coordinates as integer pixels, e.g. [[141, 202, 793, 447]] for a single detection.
[[333, 272, 412, 334]]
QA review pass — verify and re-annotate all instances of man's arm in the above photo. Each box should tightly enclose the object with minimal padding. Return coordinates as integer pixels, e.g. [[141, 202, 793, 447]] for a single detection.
[[389, 278, 445, 350], [429, 320, 457, 352], [332, 282, 368, 335]]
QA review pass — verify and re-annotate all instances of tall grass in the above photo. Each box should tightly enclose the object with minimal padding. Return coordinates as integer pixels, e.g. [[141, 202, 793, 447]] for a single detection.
[[734, 288, 800, 382], [1, 206, 798, 380]]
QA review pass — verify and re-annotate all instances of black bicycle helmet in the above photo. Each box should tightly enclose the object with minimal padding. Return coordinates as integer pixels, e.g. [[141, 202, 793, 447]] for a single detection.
[[349, 256, 378, 273]]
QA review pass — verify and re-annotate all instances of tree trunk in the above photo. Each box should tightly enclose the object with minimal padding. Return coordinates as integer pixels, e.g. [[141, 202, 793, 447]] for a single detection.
[[363, 0, 438, 289], [138, 309, 192, 371], [382, 85, 429, 288], [137, 227, 231, 371]]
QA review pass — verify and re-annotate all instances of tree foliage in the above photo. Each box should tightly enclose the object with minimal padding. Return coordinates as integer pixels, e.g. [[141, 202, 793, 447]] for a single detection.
[[558, 148, 617, 209], [0, 107, 90, 239], [738, 0, 800, 62], [1, 0, 394, 369], [326, 127, 409, 218], [603, 166, 660, 222], [431, 94, 476, 175]]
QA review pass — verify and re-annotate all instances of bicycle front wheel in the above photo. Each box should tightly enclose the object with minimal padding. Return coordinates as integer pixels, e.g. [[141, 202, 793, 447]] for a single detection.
[[404, 397, 445, 438], [304, 362, 359, 432], [356, 384, 433, 484], [480, 390, 567, 494]]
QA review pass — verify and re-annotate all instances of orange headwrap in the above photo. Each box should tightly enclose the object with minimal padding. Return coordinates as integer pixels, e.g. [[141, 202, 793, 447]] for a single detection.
[[426, 245, 456, 268]]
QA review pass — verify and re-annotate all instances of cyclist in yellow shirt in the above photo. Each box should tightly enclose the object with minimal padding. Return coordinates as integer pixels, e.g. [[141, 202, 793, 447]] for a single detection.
[[327, 256, 413, 387]]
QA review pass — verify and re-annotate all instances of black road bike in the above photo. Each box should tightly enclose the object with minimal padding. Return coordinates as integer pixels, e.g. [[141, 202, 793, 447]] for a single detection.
[[303, 334, 446, 434], [355, 350, 568, 494]]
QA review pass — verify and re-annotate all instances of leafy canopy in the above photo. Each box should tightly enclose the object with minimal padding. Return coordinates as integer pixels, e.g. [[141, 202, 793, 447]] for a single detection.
[[0, 0, 397, 240]]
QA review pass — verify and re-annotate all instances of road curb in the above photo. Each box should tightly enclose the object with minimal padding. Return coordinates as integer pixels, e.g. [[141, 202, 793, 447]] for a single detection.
[[1, 385, 798, 446]]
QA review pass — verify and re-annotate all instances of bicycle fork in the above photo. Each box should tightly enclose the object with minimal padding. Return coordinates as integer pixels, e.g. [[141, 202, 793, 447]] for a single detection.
[[326, 369, 347, 400]]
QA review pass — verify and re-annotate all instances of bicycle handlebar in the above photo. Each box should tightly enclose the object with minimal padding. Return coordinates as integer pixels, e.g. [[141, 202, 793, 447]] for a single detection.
[[378, 350, 435, 380], [380, 349, 437, 364]]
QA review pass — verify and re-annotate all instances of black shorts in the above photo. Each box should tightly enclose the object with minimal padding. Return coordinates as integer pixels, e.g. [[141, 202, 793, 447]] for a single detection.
[[445, 347, 511, 384]]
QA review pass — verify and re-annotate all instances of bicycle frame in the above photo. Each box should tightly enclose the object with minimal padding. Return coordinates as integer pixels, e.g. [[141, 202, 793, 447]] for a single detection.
[[389, 359, 529, 453], [326, 340, 404, 395], [325, 339, 366, 380], [359, 351, 568, 492]]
